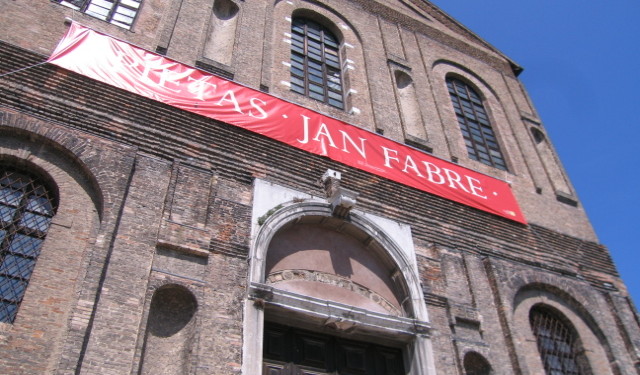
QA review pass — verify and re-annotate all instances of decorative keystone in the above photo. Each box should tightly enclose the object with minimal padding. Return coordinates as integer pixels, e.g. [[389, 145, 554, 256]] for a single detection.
[[324, 316, 356, 332], [321, 169, 358, 219]]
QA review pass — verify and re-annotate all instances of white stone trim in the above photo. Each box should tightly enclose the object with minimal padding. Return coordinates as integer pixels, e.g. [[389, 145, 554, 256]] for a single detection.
[[242, 179, 438, 374]]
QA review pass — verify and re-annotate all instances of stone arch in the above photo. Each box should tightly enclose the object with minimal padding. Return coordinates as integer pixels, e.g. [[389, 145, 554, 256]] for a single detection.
[[265, 217, 405, 317], [251, 201, 427, 320], [0, 125, 103, 219], [513, 283, 616, 375], [243, 199, 435, 374], [0, 111, 137, 221]]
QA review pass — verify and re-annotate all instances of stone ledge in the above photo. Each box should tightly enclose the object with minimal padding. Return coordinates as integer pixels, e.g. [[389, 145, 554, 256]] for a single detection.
[[249, 282, 431, 338]]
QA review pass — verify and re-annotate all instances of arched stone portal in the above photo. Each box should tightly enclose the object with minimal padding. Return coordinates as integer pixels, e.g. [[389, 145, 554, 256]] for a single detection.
[[242, 185, 436, 374]]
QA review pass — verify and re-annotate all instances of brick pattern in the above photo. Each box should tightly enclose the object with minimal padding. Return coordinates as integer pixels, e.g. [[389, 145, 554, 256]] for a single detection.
[[0, 42, 616, 281], [208, 197, 251, 258], [1, 0, 639, 374], [1, 39, 637, 372]]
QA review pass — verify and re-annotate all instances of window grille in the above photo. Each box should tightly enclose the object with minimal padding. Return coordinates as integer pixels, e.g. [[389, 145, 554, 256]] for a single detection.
[[54, 0, 142, 29], [0, 169, 57, 323], [290, 18, 344, 110], [447, 78, 507, 170], [530, 306, 591, 375]]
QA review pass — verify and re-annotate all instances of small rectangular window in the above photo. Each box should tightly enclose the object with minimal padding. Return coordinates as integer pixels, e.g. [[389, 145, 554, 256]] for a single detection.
[[53, 0, 142, 29]]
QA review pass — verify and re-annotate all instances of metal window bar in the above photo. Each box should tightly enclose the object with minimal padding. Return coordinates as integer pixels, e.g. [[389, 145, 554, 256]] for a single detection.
[[447, 78, 507, 171], [290, 18, 344, 110], [530, 308, 589, 375], [0, 169, 56, 323]]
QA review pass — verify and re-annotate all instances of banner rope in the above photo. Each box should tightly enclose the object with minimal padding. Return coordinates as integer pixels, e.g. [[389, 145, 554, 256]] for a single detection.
[[0, 61, 49, 78]]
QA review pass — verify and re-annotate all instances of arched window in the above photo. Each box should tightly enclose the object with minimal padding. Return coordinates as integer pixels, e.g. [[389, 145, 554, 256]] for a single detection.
[[446, 77, 507, 170], [0, 168, 57, 323], [290, 17, 344, 109], [529, 305, 592, 375]]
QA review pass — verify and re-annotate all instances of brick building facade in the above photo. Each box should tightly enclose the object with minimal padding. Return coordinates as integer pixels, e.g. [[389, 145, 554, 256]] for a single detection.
[[0, 0, 639, 374]]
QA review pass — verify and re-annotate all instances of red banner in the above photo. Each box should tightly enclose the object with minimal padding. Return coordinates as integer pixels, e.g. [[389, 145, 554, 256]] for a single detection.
[[48, 23, 526, 224]]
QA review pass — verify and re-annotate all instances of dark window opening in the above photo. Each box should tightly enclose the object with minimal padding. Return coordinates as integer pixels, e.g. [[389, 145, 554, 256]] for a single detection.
[[447, 77, 507, 171], [290, 18, 344, 110], [530, 306, 592, 375], [0, 168, 57, 323], [263, 322, 405, 375], [531, 127, 546, 144], [53, 0, 142, 29]]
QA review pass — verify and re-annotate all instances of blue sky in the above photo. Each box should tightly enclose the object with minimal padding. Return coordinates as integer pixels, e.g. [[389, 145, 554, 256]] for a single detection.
[[429, 1, 640, 306]]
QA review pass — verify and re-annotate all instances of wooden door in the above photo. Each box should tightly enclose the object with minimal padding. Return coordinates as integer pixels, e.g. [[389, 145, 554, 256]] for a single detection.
[[263, 323, 405, 375]]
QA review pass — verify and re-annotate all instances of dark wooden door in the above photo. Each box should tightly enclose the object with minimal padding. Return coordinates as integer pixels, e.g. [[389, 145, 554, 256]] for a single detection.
[[263, 323, 405, 375]]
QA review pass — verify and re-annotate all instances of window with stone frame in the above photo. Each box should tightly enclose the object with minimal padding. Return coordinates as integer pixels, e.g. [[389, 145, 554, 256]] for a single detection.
[[290, 17, 345, 110], [446, 77, 508, 171], [0, 168, 57, 323], [529, 305, 592, 375], [53, 0, 142, 29]]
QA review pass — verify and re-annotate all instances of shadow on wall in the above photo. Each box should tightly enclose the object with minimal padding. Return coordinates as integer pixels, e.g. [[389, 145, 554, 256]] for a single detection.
[[139, 284, 198, 375]]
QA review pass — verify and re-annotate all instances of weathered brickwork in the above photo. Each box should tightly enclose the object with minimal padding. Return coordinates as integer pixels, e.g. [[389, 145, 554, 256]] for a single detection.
[[1, 0, 639, 374]]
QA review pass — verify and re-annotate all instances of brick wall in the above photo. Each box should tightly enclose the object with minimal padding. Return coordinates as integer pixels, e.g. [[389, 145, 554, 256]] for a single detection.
[[1, 0, 639, 374]]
